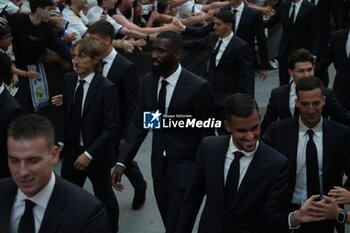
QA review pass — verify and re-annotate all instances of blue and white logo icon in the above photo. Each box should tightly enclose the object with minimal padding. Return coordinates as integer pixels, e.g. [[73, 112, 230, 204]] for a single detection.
[[143, 110, 162, 129]]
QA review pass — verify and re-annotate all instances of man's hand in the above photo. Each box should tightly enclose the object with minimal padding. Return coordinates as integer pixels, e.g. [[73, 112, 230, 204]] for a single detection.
[[259, 70, 268, 81], [0, 17, 8, 28], [111, 165, 125, 191], [295, 194, 322, 223], [26, 71, 41, 80], [328, 186, 350, 204], [51, 94, 63, 106], [307, 195, 342, 221], [74, 153, 91, 171]]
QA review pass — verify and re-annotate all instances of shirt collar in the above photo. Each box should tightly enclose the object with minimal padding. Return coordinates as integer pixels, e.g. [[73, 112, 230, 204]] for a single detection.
[[161, 64, 182, 86], [228, 135, 258, 158], [290, 82, 296, 95], [232, 1, 244, 11], [16, 171, 56, 209], [103, 48, 117, 64], [220, 31, 234, 42], [299, 116, 323, 139], [0, 83, 4, 95], [292, 0, 303, 7], [78, 72, 95, 84]]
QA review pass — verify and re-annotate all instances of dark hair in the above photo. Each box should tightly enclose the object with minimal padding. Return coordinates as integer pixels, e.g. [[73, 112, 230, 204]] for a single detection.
[[295, 76, 324, 97], [215, 10, 234, 23], [72, 39, 102, 72], [157, 0, 168, 14], [287, 48, 315, 70], [8, 114, 55, 150], [224, 93, 259, 119], [0, 24, 11, 38], [30, 0, 54, 13], [157, 30, 183, 50], [87, 20, 115, 40], [0, 52, 12, 83]]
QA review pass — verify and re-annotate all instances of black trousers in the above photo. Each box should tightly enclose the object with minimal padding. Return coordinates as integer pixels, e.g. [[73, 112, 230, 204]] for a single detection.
[[61, 146, 119, 233]]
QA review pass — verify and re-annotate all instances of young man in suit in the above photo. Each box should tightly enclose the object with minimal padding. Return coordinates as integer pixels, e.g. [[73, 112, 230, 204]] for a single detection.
[[0, 52, 23, 178], [264, 0, 321, 85], [183, 10, 254, 135], [87, 20, 147, 211], [182, 0, 269, 80], [1, 114, 111, 233], [111, 31, 215, 233], [58, 39, 119, 233], [176, 93, 319, 233], [263, 77, 350, 233], [315, 28, 350, 110], [261, 48, 350, 134]]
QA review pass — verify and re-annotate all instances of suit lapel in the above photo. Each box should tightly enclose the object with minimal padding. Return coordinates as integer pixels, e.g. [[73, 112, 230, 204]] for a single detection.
[[294, 0, 307, 25], [0, 181, 17, 233], [167, 69, 188, 114], [106, 55, 120, 79], [38, 176, 66, 233], [288, 118, 299, 195], [82, 74, 99, 116], [216, 136, 231, 210], [321, 120, 332, 188], [236, 5, 247, 34], [283, 84, 293, 117]]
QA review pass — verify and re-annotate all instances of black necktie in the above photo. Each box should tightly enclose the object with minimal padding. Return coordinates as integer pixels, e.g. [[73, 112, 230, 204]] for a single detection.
[[232, 9, 238, 34], [213, 40, 223, 66], [101, 60, 107, 75], [18, 199, 36, 233], [306, 129, 320, 197], [70, 79, 85, 145], [225, 151, 245, 209], [290, 4, 296, 24], [158, 79, 168, 114], [310, 0, 315, 4]]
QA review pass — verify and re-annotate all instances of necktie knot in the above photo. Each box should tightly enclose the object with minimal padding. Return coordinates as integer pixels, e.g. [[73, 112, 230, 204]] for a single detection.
[[233, 151, 244, 160], [307, 129, 314, 139], [25, 199, 36, 210], [79, 79, 85, 86], [161, 79, 168, 87], [232, 9, 238, 14]]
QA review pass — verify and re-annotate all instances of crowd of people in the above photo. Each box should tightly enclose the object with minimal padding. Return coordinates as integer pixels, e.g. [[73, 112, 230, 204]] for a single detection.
[[1, 0, 350, 232]]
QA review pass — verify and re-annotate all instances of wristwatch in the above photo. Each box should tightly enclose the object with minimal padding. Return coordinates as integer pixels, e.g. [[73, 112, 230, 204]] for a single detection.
[[336, 210, 347, 224]]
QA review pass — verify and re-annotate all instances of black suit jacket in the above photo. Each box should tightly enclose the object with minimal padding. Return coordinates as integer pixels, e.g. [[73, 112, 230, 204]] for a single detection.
[[106, 53, 139, 142], [0, 89, 23, 178], [117, 67, 215, 189], [316, 29, 350, 104], [185, 3, 269, 69], [0, 175, 111, 233], [59, 72, 118, 167], [265, 0, 321, 60], [176, 136, 289, 233], [183, 32, 255, 103], [261, 83, 350, 134], [262, 117, 350, 233]]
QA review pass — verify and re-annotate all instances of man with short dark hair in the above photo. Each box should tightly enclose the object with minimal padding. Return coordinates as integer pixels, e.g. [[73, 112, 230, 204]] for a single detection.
[[0, 114, 111, 233], [111, 31, 215, 233], [87, 20, 147, 211], [261, 48, 350, 134], [263, 77, 350, 233]]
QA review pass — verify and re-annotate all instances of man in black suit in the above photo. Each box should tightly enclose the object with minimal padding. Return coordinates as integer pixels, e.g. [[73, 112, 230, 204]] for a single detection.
[[183, 10, 254, 134], [111, 31, 215, 233], [261, 48, 350, 135], [0, 53, 23, 178], [181, 0, 269, 80], [311, 0, 344, 86], [87, 20, 147, 211], [263, 77, 350, 233], [176, 93, 321, 233], [58, 39, 119, 233], [265, 0, 321, 85], [1, 114, 111, 233], [315, 28, 350, 110]]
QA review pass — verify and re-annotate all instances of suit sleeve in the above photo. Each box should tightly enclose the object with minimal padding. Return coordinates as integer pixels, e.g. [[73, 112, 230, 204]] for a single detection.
[[309, 6, 321, 57], [176, 140, 207, 233], [117, 77, 150, 167], [315, 33, 335, 75], [182, 34, 210, 50], [82, 202, 112, 233], [261, 89, 279, 136], [86, 84, 119, 158], [239, 43, 255, 97], [253, 11, 269, 70], [324, 89, 350, 127], [183, 23, 213, 37]]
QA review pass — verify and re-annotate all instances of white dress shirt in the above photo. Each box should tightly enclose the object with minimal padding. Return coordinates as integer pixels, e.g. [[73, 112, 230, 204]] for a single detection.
[[86, 6, 123, 34], [224, 136, 257, 187], [289, 82, 297, 115], [230, 1, 244, 33], [214, 31, 234, 66], [10, 172, 56, 233], [308, 0, 318, 5], [289, 0, 303, 23], [346, 30, 350, 59], [0, 0, 20, 14], [0, 83, 4, 94], [62, 7, 88, 42], [291, 117, 324, 204], [102, 48, 117, 77]]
